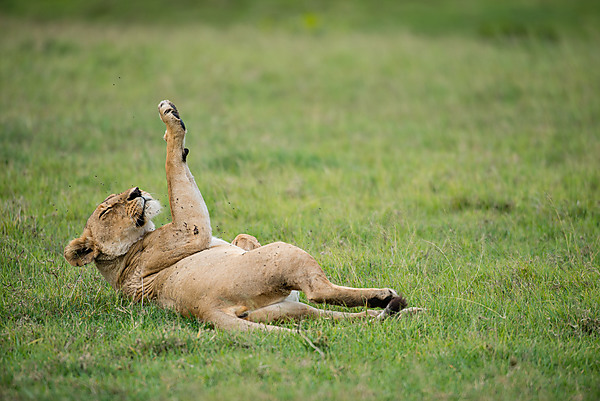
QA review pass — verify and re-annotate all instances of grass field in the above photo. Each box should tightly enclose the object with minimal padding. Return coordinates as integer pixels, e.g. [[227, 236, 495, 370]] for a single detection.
[[1, 1, 599, 400]]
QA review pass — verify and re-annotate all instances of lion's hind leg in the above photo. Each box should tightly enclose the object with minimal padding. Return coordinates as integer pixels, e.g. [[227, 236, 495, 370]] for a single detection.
[[203, 309, 291, 333], [243, 242, 408, 315], [245, 301, 379, 324]]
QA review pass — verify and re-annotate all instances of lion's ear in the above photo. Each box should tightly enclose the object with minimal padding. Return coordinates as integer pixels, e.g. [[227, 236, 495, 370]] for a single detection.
[[64, 236, 98, 266]]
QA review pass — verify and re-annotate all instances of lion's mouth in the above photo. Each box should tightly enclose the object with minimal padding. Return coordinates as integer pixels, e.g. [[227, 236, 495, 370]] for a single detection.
[[139, 196, 161, 227], [135, 214, 146, 227], [135, 198, 147, 227]]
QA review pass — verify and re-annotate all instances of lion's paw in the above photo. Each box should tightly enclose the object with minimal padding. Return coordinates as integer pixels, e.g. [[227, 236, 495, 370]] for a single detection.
[[378, 305, 426, 320], [232, 234, 262, 251], [375, 295, 407, 320], [158, 99, 186, 134]]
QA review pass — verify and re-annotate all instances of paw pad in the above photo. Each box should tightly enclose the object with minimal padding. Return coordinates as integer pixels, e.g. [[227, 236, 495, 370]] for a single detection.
[[158, 100, 186, 131]]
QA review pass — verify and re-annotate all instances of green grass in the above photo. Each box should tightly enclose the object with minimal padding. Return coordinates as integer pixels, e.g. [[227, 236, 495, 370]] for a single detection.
[[1, 1, 600, 400]]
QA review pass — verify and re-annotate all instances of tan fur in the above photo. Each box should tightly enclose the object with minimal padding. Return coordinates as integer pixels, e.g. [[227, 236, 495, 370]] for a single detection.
[[64, 100, 410, 332]]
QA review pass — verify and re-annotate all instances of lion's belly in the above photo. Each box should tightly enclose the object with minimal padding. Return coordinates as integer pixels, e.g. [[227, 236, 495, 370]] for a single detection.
[[153, 244, 292, 317]]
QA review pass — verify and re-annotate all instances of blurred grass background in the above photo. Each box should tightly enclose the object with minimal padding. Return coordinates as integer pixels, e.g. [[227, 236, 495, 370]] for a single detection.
[[1, 1, 600, 400], [2, 0, 599, 38]]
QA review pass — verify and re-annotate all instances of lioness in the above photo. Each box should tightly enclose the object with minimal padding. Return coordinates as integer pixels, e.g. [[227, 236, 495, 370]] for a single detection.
[[64, 100, 413, 332]]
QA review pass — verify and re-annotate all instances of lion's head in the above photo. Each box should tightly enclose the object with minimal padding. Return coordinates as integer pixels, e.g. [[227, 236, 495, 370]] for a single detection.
[[64, 187, 161, 266]]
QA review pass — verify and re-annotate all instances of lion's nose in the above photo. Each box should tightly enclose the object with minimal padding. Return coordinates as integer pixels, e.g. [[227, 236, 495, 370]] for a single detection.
[[127, 187, 142, 201]]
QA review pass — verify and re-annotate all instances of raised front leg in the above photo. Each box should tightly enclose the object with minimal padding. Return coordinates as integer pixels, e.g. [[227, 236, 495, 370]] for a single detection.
[[158, 100, 212, 249]]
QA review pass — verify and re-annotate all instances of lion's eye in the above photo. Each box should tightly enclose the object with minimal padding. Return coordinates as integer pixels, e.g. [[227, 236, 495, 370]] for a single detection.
[[99, 207, 112, 218]]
